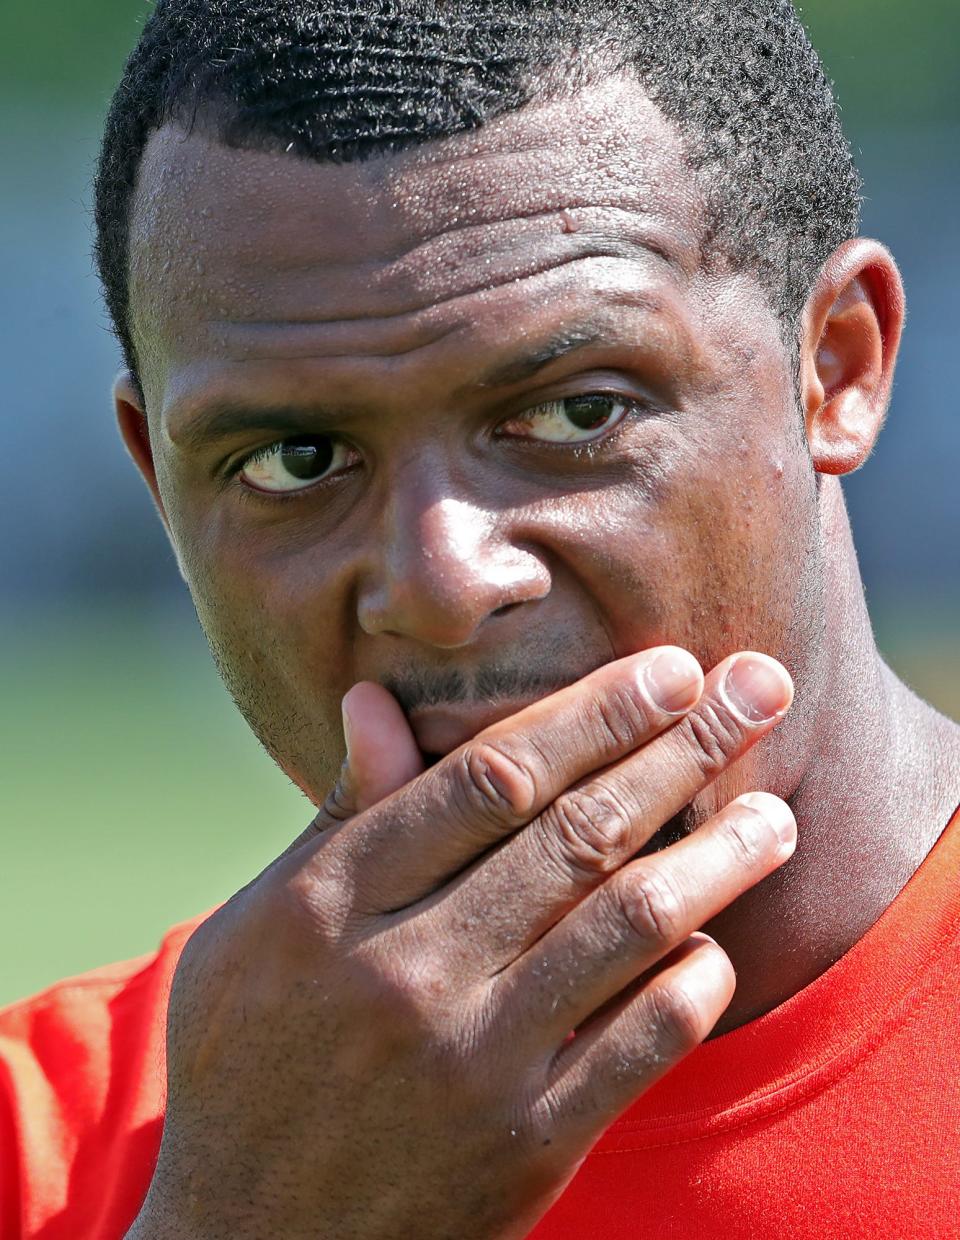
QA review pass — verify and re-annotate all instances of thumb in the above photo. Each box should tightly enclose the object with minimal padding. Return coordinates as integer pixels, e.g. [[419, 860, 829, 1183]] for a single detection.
[[309, 681, 426, 837]]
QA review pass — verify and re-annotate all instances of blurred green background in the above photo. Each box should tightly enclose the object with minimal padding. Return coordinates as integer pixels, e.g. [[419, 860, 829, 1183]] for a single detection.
[[1, 2, 958, 1008]]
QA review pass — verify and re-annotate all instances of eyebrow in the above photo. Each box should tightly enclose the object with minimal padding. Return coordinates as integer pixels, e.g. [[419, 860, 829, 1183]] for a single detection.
[[470, 323, 614, 391], [166, 403, 352, 454], [167, 319, 640, 453]]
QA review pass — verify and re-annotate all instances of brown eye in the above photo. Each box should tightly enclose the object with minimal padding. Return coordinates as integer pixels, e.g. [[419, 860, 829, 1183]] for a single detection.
[[239, 435, 356, 493], [500, 395, 630, 443]]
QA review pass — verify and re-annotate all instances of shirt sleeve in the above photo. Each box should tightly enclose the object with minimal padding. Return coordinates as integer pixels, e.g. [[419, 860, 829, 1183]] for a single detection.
[[0, 917, 205, 1239]]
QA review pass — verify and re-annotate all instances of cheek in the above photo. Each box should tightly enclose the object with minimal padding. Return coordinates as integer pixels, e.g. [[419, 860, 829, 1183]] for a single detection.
[[539, 423, 814, 670], [181, 501, 346, 645], [169, 502, 355, 798], [670, 433, 816, 666]]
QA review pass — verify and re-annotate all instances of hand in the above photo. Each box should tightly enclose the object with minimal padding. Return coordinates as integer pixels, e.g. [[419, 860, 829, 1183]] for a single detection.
[[128, 648, 794, 1240]]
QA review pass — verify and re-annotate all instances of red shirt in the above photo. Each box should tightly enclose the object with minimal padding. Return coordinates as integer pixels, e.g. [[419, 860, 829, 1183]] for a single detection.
[[3, 804, 959, 1238]]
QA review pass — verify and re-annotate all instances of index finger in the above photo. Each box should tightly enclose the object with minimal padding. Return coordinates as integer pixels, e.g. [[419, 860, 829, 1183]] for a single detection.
[[320, 646, 704, 910]]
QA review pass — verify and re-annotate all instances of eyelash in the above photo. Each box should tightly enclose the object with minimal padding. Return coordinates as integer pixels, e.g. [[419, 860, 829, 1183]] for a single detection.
[[495, 393, 646, 457], [229, 450, 360, 507]]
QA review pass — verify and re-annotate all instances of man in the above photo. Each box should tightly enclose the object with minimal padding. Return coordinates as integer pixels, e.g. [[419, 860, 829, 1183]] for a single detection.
[[2, 0, 959, 1235]]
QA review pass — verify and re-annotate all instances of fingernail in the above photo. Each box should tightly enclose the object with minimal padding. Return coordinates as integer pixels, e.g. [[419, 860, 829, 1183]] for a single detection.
[[737, 791, 797, 852], [721, 655, 793, 724], [643, 648, 703, 715]]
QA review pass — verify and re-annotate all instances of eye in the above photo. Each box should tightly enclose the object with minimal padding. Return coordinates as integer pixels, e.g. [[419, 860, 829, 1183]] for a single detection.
[[499, 394, 632, 444], [238, 435, 358, 494]]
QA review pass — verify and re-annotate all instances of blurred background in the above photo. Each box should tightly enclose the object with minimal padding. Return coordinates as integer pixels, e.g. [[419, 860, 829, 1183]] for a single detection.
[[1, 1, 958, 1007]]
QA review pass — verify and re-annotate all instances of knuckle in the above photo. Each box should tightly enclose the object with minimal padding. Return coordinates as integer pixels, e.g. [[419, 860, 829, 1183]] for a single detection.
[[646, 980, 708, 1056], [546, 786, 632, 878], [591, 682, 658, 751], [682, 699, 746, 775], [281, 858, 353, 945], [356, 953, 445, 1035], [617, 864, 687, 946], [722, 806, 774, 868], [450, 740, 539, 828]]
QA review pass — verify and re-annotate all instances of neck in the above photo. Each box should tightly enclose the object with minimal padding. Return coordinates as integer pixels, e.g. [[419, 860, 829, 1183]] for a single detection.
[[707, 478, 960, 1038]]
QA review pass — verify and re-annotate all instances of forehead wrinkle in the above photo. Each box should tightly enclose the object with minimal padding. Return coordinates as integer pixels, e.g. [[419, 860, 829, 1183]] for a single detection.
[[202, 253, 670, 365], [245, 201, 687, 285], [368, 164, 694, 267], [140, 192, 680, 361], [204, 315, 461, 365], [134, 119, 693, 273], [131, 123, 690, 289], [196, 213, 681, 349], [209, 243, 665, 329]]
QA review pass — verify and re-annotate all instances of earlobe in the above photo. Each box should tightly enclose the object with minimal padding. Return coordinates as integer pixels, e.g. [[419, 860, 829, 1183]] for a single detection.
[[800, 239, 905, 477]]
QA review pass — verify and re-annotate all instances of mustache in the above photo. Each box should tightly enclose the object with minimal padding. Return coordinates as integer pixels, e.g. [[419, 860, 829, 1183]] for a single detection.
[[381, 657, 603, 715]]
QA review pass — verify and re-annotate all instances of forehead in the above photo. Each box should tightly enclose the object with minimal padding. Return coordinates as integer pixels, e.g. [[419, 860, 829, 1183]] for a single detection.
[[129, 75, 715, 403]]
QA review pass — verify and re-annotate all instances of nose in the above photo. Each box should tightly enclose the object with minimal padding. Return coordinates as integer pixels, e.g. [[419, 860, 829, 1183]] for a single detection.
[[357, 490, 551, 648]]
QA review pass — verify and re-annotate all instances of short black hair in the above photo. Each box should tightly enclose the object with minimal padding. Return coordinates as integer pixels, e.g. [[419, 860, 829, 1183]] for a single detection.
[[94, 0, 862, 386]]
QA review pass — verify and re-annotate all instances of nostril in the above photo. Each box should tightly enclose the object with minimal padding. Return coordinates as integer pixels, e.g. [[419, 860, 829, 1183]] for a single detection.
[[492, 602, 521, 618]]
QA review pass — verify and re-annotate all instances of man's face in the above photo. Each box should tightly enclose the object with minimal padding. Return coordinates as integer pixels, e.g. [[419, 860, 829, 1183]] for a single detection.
[[128, 76, 823, 820]]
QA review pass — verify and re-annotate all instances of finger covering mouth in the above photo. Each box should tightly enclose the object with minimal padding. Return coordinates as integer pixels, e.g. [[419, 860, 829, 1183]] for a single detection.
[[408, 698, 541, 757]]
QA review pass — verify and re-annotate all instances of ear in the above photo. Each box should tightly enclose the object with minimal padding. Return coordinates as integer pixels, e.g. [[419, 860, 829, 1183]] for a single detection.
[[799, 239, 905, 476], [114, 371, 170, 528], [115, 372, 189, 583]]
